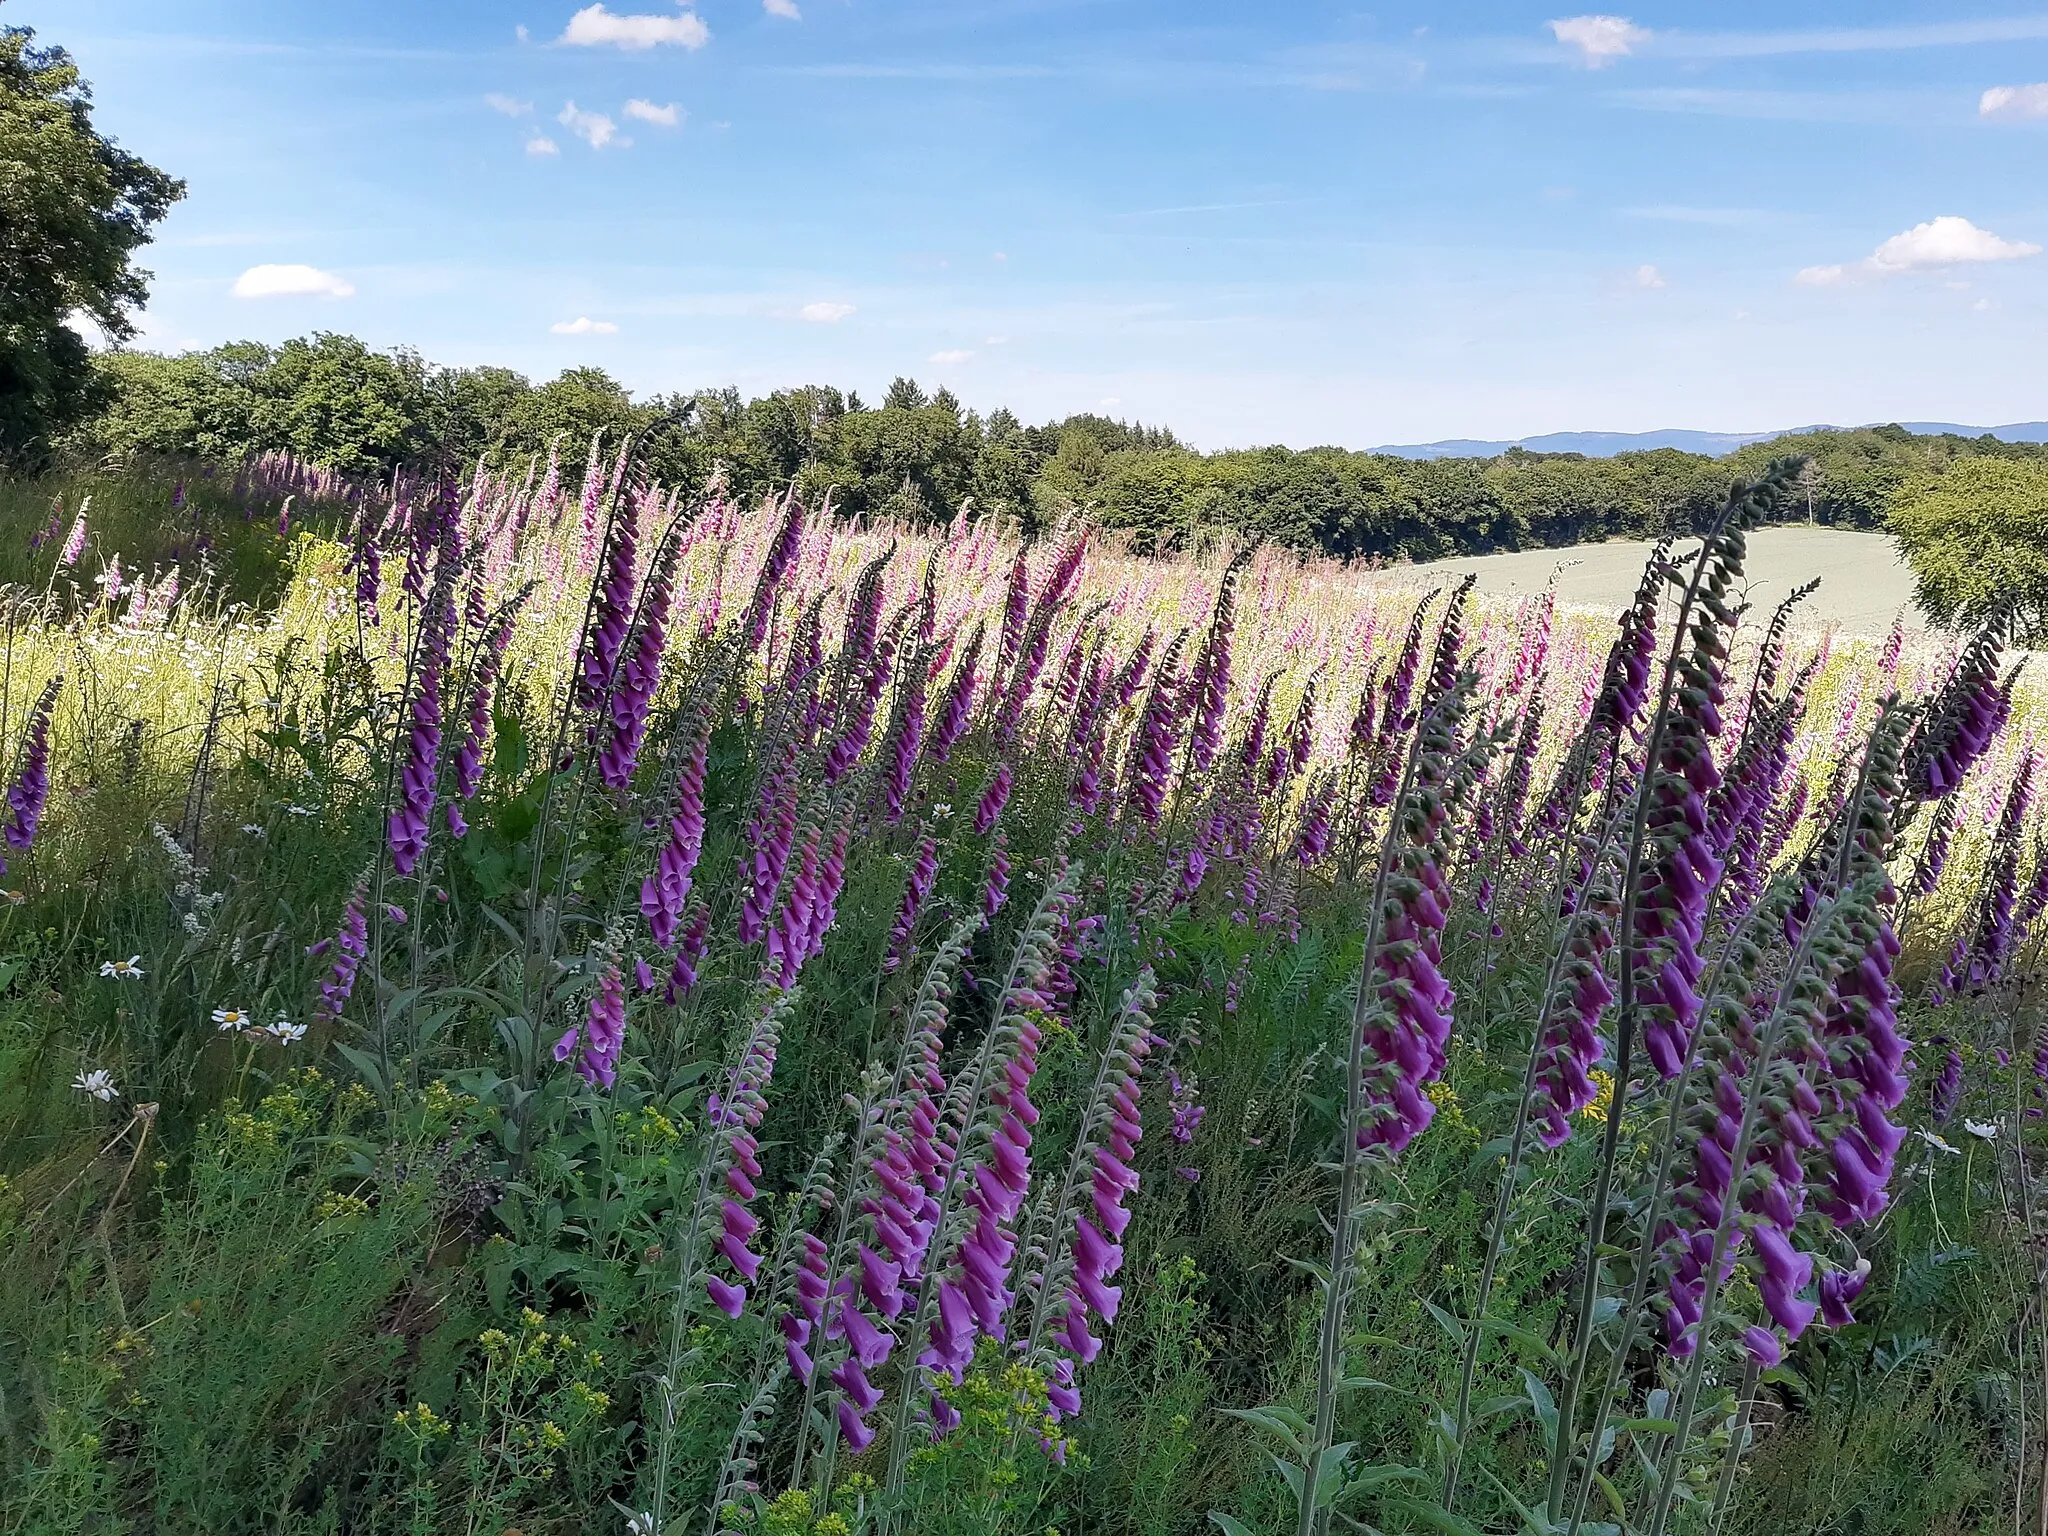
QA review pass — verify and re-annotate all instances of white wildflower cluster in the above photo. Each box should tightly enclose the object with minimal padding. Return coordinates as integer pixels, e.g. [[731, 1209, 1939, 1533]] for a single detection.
[[213, 1006, 307, 1044], [152, 823, 225, 938], [73, 1068, 119, 1101]]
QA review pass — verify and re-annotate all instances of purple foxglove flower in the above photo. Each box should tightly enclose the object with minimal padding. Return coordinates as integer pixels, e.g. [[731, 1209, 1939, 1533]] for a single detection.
[[597, 521, 681, 791], [973, 764, 1014, 835], [554, 954, 628, 1090], [740, 748, 801, 944], [983, 832, 1011, 918], [1186, 571, 1238, 774], [1111, 628, 1155, 711], [315, 878, 371, 1024], [1, 678, 59, 860], [387, 558, 457, 878], [926, 622, 983, 764], [703, 1005, 783, 1316], [1122, 632, 1189, 827], [885, 835, 941, 972], [995, 549, 1030, 681], [448, 601, 524, 835], [573, 486, 641, 720], [1290, 771, 1336, 865], [879, 642, 930, 822], [641, 728, 709, 950], [740, 494, 805, 655], [58, 513, 87, 569], [824, 624, 898, 783], [1929, 1045, 1962, 1124], [663, 903, 712, 1003]]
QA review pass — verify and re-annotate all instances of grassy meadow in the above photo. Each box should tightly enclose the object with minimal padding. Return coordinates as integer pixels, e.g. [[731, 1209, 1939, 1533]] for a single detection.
[[0, 448, 2039, 1536]]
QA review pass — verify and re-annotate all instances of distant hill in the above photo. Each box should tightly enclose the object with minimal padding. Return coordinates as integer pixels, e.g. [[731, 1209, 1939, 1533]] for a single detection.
[[1376, 421, 2048, 460]]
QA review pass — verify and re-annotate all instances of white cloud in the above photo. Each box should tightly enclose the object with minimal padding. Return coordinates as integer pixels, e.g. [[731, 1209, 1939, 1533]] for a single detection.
[[526, 135, 560, 156], [623, 98, 682, 127], [516, 23, 530, 41], [551, 316, 619, 334], [1982, 83, 2048, 119], [984, 335, 1010, 346], [558, 101, 622, 148], [231, 263, 354, 300], [1632, 263, 1667, 288], [1549, 14, 1650, 66], [992, 251, 1009, 263], [1098, 397, 1122, 408], [929, 349, 974, 364], [486, 93, 532, 116], [560, 4, 709, 50], [1873, 215, 2039, 271], [1794, 215, 2041, 284], [798, 301, 855, 322], [764, 0, 801, 17]]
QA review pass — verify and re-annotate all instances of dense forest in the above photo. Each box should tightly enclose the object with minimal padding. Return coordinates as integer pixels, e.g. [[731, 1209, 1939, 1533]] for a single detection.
[[69, 335, 2048, 562]]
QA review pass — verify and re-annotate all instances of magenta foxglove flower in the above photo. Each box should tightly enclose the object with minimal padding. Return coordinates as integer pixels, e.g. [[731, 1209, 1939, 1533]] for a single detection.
[[703, 1002, 785, 1317], [448, 602, 523, 836], [58, 513, 87, 569], [574, 487, 642, 719]]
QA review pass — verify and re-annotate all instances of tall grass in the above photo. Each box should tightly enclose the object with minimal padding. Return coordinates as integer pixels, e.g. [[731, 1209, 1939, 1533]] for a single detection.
[[0, 442, 2040, 1536]]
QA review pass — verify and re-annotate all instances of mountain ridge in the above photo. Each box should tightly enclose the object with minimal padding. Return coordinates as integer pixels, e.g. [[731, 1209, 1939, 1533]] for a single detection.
[[1375, 421, 2048, 460]]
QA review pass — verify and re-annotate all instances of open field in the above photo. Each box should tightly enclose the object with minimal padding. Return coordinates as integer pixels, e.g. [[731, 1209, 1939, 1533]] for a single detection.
[[0, 455, 2038, 1536], [1362, 527, 1920, 636]]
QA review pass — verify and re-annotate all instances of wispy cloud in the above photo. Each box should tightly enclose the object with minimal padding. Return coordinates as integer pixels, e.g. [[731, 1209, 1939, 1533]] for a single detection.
[[485, 92, 532, 116], [798, 301, 855, 322], [1981, 82, 2048, 119], [559, 4, 709, 51], [526, 135, 560, 156], [231, 263, 354, 299], [552, 316, 619, 334], [763, 0, 801, 18], [558, 101, 622, 148], [1631, 263, 1667, 289], [623, 98, 682, 127], [929, 348, 974, 363], [1549, 15, 1650, 67], [1796, 214, 2042, 284]]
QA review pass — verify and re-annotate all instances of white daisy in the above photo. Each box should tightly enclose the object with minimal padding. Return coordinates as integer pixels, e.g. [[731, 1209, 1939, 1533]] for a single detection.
[[212, 1006, 252, 1032], [1916, 1128, 1961, 1156], [73, 1068, 119, 1101], [1963, 1118, 2001, 1141], [99, 955, 145, 980], [285, 804, 315, 816], [267, 1018, 308, 1044]]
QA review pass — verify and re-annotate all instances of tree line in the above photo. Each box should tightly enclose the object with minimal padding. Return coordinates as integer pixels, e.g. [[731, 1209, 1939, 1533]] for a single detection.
[[64, 333, 2048, 567]]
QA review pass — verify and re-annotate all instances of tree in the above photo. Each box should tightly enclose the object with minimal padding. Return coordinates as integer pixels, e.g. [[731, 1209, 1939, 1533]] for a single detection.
[[0, 20, 183, 463], [1889, 457, 2048, 642]]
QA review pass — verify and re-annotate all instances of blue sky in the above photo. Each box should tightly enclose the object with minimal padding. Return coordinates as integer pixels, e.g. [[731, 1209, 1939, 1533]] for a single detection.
[[21, 0, 2048, 446]]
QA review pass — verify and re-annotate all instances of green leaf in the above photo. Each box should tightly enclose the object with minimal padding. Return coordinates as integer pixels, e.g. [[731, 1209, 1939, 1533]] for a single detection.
[[1384, 1498, 1488, 1536], [1207, 1516, 1256, 1536], [1423, 1300, 1467, 1345], [1220, 1404, 1310, 1453], [1519, 1368, 1559, 1444], [1477, 1315, 1562, 1367]]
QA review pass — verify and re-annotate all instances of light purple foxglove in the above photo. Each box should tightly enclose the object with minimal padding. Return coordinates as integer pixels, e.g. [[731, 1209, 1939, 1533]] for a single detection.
[[1122, 631, 1189, 827], [387, 556, 456, 878], [740, 494, 805, 656], [553, 951, 628, 1090], [926, 622, 983, 764], [1, 678, 59, 863], [314, 877, 371, 1024], [972, 763, 1014, 835], [597, 522, 681, 791], [703, 1000, 786, 1318], [573, 485, 641, 719], [641, 727, 709, 951], [447, 596, 527, 836], [885, 835, 941, 972]]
